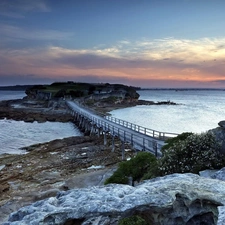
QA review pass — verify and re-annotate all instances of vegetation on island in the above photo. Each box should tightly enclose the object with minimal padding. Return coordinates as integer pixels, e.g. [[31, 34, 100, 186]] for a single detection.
[[25, 81, 140, 102], [105, 131, 225, 185]]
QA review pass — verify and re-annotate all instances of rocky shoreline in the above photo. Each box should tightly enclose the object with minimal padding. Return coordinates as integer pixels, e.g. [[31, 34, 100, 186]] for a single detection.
[[0, 99, 73, 122], [0, 98, 140, 223], [82, 98, 178, 115], [3, 98, 225, 225], [1, 97, 203, 225]]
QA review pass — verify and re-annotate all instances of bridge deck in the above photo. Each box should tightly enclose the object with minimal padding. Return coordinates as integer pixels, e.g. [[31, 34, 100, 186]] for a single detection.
[[66, 100, 178, 157]]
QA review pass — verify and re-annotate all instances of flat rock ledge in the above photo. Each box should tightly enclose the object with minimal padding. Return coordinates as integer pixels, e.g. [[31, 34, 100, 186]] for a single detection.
[[3, 173, 225, 225]]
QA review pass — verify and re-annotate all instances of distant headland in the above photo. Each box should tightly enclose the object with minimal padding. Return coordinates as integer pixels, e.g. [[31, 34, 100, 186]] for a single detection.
[[0, 85, 34, 91]]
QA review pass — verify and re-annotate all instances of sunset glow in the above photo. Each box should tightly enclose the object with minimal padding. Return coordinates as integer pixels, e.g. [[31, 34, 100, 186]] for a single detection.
[[1, 0, 225, 88]]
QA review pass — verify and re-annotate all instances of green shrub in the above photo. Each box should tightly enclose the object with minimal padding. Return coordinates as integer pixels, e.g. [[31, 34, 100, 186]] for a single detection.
[[161, 132, 193, 152], [102, 96, 119, 104], [85, 99, 95, 106], [105, 132, 225, 185], [118, 215, 149, 225], [128, 151, 159, 181], [159, 132, 225, 175], [104, 168, 129, 185], [104, 152, 158, 185]]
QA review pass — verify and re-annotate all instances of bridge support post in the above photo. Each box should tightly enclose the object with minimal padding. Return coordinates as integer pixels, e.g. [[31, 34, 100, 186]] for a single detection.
[[90, 124, 95, 135], [79, 116, 83, 127], [97, 128, 100, 138], [121, 141, 125, 160], [104, 131, 107, 145], [143, 138, 145, 151], [111, 135, 115, 152], [82, 118, 86, 129], [85, 121, 90, 134], [84, 120, 87, 131], [153, 141, 158, 157], [75, 113, 79, 121]]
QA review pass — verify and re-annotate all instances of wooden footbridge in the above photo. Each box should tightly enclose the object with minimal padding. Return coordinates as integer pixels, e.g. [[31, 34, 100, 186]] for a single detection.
[[66, 100, 178, 158]]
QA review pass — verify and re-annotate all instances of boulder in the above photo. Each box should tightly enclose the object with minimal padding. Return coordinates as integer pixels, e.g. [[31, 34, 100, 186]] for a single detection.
[[218, 121, 225, 128], [209, 123, 225, 154], [200, 167, 225, 182], [3, 173, 225, 225]]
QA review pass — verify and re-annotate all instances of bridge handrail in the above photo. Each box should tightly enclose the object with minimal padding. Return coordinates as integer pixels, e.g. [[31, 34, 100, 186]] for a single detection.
[[65, 100, 175, 155], [87, 113, 164, 155], [96, 117, 164, 153], [104, 115, 178, 140], [67, 100, 178, 140]]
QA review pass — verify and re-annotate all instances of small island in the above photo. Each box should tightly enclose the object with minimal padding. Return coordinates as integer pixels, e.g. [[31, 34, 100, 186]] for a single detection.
[[25, 81, 178, 114]]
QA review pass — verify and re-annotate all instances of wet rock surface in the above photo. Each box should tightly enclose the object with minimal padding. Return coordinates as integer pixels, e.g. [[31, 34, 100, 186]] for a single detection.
[[0, 135, 135, 223], [0, 99, 136, 223]]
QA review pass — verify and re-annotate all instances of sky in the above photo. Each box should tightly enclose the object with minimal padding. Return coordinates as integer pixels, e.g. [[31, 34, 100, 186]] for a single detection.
[[1, 0, 225, 88]]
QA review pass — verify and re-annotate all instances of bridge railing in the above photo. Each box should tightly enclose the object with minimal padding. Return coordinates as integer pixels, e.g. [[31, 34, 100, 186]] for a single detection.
[[104, 115, 178, 140], [90, 115, 163, 156], [67, 106, 163, 155], [68, 100, 178, 140], [66, 101, 177, 156]]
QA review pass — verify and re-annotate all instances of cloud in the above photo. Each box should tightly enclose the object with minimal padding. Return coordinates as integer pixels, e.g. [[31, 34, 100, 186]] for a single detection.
[[0, 24, 74, 42], [129, 38, 225, 64], [213, 80, 225, 84], [1, 37, 225, 88], [0, 0, 50, 18]]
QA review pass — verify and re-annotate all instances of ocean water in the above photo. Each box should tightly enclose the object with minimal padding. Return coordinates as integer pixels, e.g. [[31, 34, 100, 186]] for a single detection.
[[110, 89, 225, 134], [0, 90, 82, 155], [2, 89, 225, 154], [0, 90, 26, 101]]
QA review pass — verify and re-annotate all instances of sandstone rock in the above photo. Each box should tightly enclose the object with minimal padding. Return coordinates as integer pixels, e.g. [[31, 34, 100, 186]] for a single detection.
[[0, 182, 10, 193], [3, 173, 225, 225]]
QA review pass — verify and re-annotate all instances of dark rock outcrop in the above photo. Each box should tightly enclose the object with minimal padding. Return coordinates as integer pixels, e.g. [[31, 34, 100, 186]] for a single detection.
[[0, 99, 73, 123], [209, 121, 225, 155], [218, 121, 225, 128]]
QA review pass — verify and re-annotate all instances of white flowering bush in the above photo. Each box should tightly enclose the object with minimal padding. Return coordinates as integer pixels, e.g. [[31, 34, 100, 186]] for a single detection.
[[105, 132, 225, 184], [159, 132, 225, 175]]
